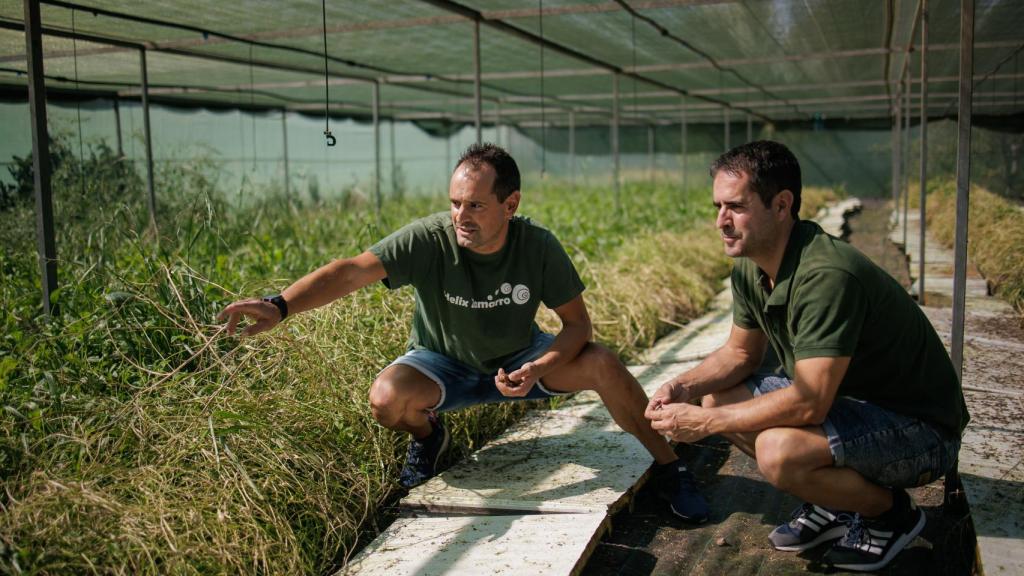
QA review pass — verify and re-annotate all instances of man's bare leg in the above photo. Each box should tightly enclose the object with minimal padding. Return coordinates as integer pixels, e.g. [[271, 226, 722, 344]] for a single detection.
[[369, 364, 442, 439], [543, 342, 676, 465]]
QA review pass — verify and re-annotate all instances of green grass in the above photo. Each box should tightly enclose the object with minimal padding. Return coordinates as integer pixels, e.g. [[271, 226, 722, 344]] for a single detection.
[[3, 141, 825, 573]]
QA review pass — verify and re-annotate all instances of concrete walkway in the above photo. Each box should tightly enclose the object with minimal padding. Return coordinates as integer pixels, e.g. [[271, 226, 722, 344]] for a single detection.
[[339, 200, 862, 576], [891, 211, 1024, 575]]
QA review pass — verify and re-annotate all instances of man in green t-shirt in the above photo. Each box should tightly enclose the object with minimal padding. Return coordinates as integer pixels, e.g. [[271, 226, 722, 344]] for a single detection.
[[646, 141, 967, 571], [219, 143, 709, 523]]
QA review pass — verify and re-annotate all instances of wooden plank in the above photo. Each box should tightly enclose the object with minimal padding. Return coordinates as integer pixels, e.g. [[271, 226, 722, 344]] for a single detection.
[[340, 512, 609, 576]]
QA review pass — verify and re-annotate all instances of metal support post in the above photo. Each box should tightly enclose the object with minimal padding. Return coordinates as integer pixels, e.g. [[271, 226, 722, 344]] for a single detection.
[[473, 19, 482, 144], [24, 0, 57, 315], [680, 100, 687, 191], [390, 117, 397, 198], [648, 125, 655, 183], [951, 0, 974, 382], [903, 75, 911, 248], [892, 90, 902, 210], [113, 97, 124, 157], [723, 107, 730, 150], [746, 114, 752, 142], [281, 108, 290, 199], [612, 73, 620, 209], [919, 0, 929, 305], [372, 81, 381, 214], [140, 47, 157, 232], [568, 110, 576, 190]]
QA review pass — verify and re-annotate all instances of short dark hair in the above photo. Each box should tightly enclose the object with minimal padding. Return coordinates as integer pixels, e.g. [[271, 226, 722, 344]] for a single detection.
[[455, 143, 521, 202], [710, 140, 802, 218]]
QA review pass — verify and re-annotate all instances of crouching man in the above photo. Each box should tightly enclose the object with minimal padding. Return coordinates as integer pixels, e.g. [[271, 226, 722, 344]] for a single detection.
[[646, 141, 967, 571]]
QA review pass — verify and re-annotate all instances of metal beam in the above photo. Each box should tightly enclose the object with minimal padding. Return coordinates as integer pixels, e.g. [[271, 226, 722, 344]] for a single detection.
[[903, 74, 911, 248], [140, 47, 156, 232], [113, 96, 123, 157], [24, 0, 57, 316], [612, 73, 620, 207], [680, 98, 687, 191], [919, 0, 929, 306], [951, 0, 974, 382], [568, 110, 576, 190], [282, 108, 290, 198]]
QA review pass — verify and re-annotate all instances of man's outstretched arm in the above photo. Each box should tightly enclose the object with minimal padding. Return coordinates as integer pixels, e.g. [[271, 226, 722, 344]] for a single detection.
[[496, 295, 592, 396], [646, 324, 767, 416], [218, 251, 387, 336]]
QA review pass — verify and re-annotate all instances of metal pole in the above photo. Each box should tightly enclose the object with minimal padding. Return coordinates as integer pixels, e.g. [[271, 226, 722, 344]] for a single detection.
[[951, 0, 974, 382], [372, 81, 381, 214], [140, 47, 157, 232], [903, 75, 911, 248], [723, 107, 730, 150], [681, 100, 687, 191], [24, 0, 57, 316], [473, 19, 482, 144], [281, 108, 290, 199], [892, 90, 902, 211], [113, 97, 124, 157], [919, 0, 929, 306], [648, 124, 655, 183], [612, 74, 620, 209], [569, 110, 576, 190], [390, 117, 397, 198], [746, 113, 752, 142]]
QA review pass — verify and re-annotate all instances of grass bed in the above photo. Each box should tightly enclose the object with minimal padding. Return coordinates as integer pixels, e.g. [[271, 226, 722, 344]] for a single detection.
[[0, 143, 838, 573]]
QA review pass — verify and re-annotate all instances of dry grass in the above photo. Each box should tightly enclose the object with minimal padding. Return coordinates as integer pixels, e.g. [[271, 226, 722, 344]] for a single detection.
[[926, 181, 1024, 315]]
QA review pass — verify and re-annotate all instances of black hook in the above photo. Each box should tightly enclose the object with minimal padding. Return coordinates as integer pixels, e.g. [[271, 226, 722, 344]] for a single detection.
[[324, 129, 336, 147]]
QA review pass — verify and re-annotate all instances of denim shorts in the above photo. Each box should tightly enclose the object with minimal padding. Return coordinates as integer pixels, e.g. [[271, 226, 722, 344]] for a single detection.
[[386, 332, 570, 413], [746, 372, 961, 488]]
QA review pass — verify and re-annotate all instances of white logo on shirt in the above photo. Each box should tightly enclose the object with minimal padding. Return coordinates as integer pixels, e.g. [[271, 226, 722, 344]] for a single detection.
[[444, 282, 531, 309]]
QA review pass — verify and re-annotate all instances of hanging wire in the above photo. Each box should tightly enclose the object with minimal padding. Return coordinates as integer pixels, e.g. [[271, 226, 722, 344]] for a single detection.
[[538, 0, 545, 176], [321, 0, 335, 146], [71, 9, 86, 199]]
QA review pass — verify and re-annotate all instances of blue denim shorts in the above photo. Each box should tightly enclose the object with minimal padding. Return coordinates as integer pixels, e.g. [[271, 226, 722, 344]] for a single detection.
[[386, 332, 570, 413], [746, 372, 961, 488]]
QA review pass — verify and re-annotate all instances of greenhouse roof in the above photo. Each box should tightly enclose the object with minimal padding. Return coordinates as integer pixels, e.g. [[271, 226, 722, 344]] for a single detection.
[[1, 0, 1023, 127]]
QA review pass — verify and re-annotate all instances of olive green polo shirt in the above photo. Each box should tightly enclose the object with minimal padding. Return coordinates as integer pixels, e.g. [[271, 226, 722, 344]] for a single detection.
[[732, 220, 969, 438]]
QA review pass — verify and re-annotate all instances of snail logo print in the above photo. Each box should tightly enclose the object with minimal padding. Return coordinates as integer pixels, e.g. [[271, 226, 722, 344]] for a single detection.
[[443, 281, 531, 310], [511, 284, 530, 305]]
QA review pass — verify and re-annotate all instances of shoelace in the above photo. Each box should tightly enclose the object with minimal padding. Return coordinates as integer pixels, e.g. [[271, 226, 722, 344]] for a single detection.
[[836, 513, 864, 546]]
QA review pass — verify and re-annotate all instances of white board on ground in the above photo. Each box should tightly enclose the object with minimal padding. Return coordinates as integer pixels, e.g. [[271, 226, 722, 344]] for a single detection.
[[340, 512, 608, 576]]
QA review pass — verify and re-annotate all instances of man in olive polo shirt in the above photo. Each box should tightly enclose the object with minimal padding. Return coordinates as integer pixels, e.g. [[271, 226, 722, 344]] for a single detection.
[[646, 141, 967, 571], [219, 143, 710, 523]]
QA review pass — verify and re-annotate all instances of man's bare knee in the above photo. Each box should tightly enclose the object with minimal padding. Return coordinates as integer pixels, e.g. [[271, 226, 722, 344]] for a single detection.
[[368, 377, 405, 429], [755, 428, 805, 490], [577, 343, 626, 392]]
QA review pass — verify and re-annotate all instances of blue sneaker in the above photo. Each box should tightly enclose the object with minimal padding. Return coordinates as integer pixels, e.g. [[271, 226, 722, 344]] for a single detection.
[[399, 415, 450, 489], [823, 490, 926, 571], [653, 462, 710, 523], [769, 502, 850, 551]]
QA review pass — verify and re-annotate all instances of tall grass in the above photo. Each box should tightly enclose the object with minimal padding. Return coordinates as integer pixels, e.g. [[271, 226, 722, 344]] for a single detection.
[[0, 140, 744, 573], [924, 180, 1024, 315]]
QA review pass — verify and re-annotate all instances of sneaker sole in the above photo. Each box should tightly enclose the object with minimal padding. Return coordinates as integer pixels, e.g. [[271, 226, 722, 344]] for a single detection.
[[832, 509, 926, 572], [771, 525, 848, 552]]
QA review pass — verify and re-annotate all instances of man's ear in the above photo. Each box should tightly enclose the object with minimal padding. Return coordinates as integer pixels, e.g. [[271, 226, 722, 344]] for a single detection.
[[505, 190, 521, 218], [775, 190, 794, 219]]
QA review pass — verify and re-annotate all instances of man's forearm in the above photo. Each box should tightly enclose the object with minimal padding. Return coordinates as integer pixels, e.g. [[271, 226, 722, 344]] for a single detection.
[[281, 253, 385, 317], [675, 344, 761, 401]]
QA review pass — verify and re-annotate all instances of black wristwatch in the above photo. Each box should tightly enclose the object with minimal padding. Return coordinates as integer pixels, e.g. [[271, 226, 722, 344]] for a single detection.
[[262, 294, 288, 321]]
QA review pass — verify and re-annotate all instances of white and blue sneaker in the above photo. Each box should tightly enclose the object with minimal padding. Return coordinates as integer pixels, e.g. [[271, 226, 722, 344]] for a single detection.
[[769, 502, 851, 551], [823, 490, 926, 572]]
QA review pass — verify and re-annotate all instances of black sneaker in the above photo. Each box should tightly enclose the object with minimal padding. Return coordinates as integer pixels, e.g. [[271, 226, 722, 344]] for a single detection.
[[652, 461, 710, 523], [398, 414, 450, 489], [768, 502, 850, 551], [823, 490, 926, 572]]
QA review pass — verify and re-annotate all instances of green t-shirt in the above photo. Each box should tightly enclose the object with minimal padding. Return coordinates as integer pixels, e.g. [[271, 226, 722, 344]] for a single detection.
[[368, 212, 585, 373], [732, 220, 969, 438]]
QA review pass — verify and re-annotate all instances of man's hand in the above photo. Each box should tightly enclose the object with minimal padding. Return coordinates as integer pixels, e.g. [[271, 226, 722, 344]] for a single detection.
[[648, 401, 713, 443], [495, 362, 541, 397], [644, 379, 690, 419], [217, 299, 282, 337]]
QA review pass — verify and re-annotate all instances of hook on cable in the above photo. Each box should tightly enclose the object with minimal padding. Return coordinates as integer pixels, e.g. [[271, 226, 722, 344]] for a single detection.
[[324, 129, 336, 147]]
